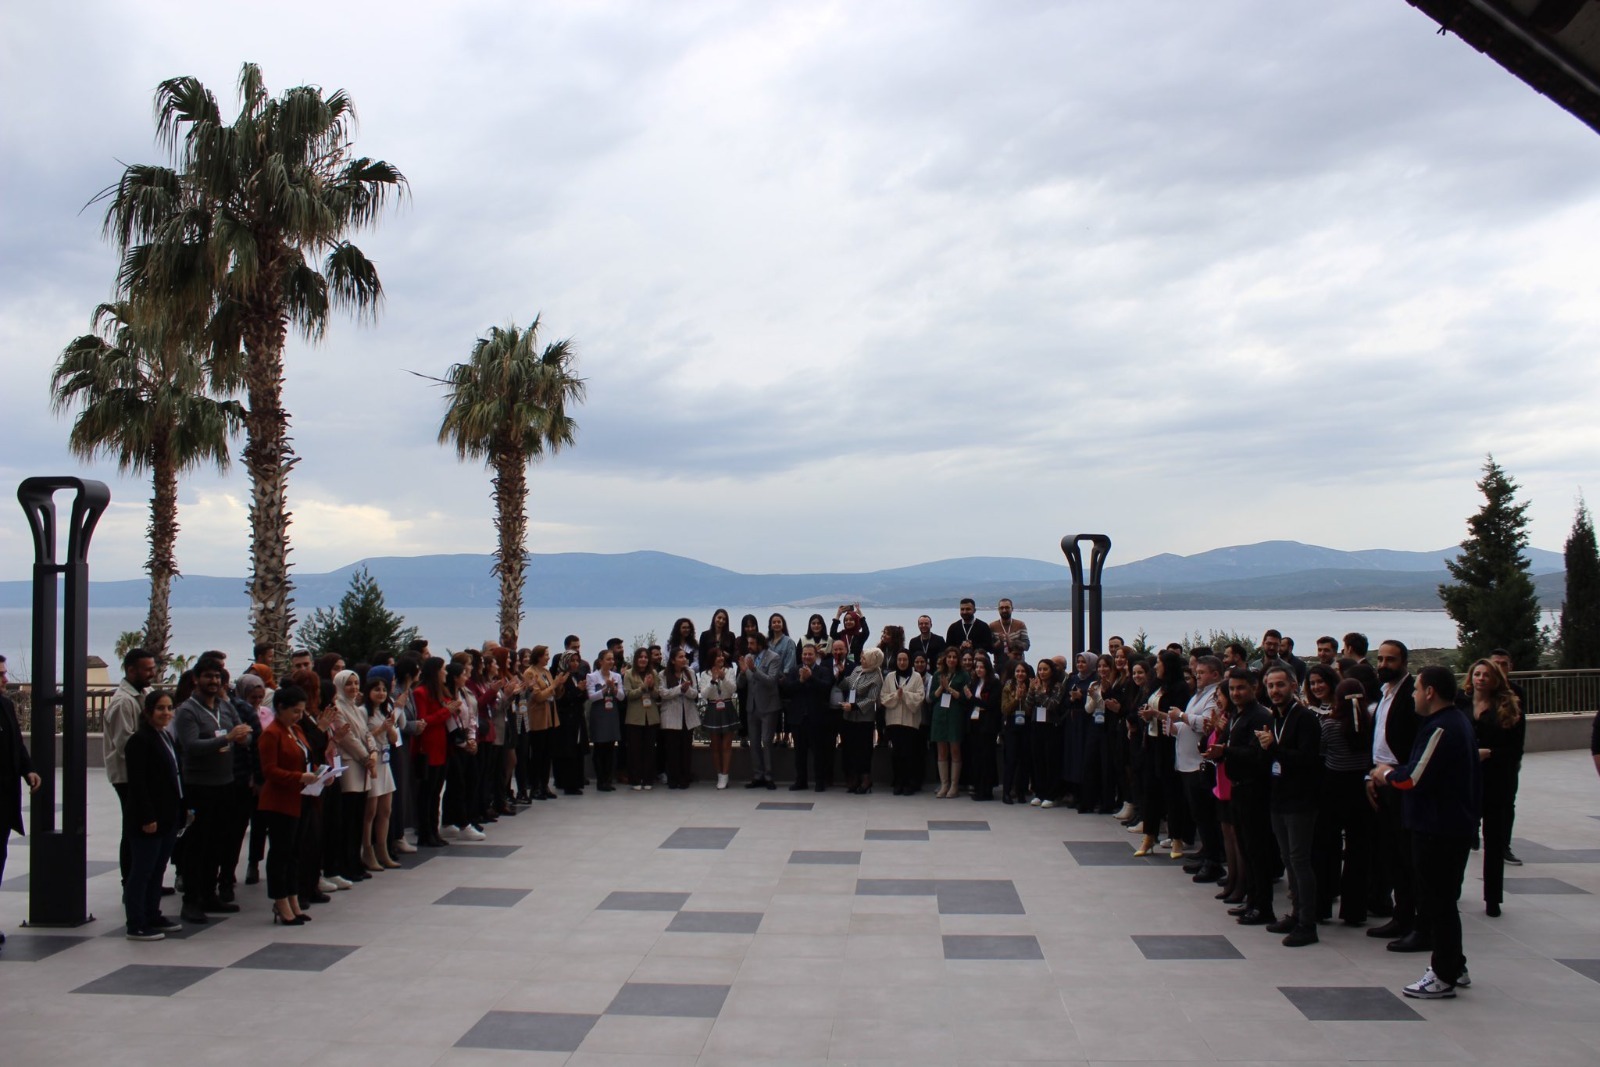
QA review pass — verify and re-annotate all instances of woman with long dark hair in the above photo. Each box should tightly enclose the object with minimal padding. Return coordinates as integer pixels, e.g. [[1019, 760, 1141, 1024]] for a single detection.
[[698, 648, 739, 789], [1468, 658, 1525, 917], [881, 650, 926, 796], [657, 647, 701, 789], [1202, 676, 1244, 904], [699, 610, 736, 671], [585, 649, 624, 791], [1138, 650, 1192, 858], [623, 647, 661, 792], [667, 618, 700, 673], [121, 689, 184, 939], [386, 656, 420, 854], [1027, 658, 1063, 807], [441, 659, 485, 841], [799, 613, 831, 659], [965, 655, 1001, 801], [930, 646, 970, 799], [1000, 661, 1033, 805], [361, 673, 400, 871], [526, 647, 565, 801], [257, 684, 320, 926], [1312, 671, 1372, 925]]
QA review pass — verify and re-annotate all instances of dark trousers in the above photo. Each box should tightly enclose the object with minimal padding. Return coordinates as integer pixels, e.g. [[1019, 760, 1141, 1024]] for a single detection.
[[660, 728, 693, 788], [790, 719, 816, 786], [444, 746, 476, 828], [1139, 735, 1169, 836], [390, 743, 415, 840], [1482, 778, 1514, 906], [812, 713, 841, 787], [419, 760, 446, 839], [248, 804, 269, 866], [263, 810, 303, 901], [1372, 786, 1416, 926], [112, 782, 133, 883], [1077, 725, 1110, 812], [553, 709, 587, 791], [966, 725, 998, 796], [1030, 720, 1061, 800], [1182, 769, 1223, 864], [1236, 790, 1276, 915], [339, 788, 367, 877], [479, 742, 503, 814], [296, 798, 324, 899], [321, 781, 343, 876], [1002, 720, 1031, 799], [887, 725, 922, 793], [592, 742, 616, 788], [626, 724, 658, 786], [124, 825, 177, 932], [1271, 808, 1318, 927], [1413, 831, 1471, 985], [841, 721, 874, 782], [527, 728, 553, 795], [180, 782, 232, 906], [1314, 769, 1373, 922], [219, 781, 255, 890], [1107, 719, 1129, 806]]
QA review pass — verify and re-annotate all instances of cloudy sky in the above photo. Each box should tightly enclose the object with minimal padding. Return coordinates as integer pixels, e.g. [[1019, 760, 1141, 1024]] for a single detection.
[[2, 0, 1596, 585]]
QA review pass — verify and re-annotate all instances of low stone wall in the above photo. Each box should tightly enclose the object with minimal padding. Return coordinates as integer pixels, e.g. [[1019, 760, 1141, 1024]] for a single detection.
[[1526, 712, 1597, 754]]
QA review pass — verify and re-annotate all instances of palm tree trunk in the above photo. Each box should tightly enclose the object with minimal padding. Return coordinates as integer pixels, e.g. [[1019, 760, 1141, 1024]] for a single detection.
[[492, 450, 527, 650], [143, 447, 179, 667], [242, 310, 298, 671]]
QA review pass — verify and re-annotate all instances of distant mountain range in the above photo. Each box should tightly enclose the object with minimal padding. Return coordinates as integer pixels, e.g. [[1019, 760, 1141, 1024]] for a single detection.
[[0, 540, 1566, 613]]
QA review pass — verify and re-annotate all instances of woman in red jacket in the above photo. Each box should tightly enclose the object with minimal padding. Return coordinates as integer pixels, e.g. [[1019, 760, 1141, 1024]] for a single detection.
[[258, 683, 321, 925], [412, 657, 454, 847]]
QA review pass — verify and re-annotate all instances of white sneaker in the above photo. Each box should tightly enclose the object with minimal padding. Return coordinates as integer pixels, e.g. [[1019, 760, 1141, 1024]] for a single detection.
[[632, 784, 644, 791], [1455, 969, 1471, 988], [1030, 797, 1043, 807], [393, 839, 417, 854], [643, 784, 653, 791], [1040, 799, 1055, 809], [322, 876, 350, 891], [460, 825, 486, 841], [1402, 968, 1456, 999], [716, 773, 728, 790], [1113, 802, 1136, 821], [439, 825, 460, 839]]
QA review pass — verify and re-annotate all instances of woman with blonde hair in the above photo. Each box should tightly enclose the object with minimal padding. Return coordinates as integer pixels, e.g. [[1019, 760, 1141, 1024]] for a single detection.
[[1467, 657, 1525, 917]]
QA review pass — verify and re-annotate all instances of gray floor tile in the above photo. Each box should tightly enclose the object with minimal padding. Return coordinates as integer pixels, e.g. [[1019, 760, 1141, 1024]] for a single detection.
[[660, 827, 739, 850], [598, 891, 691, 912], [667, 911, 763, 934], [1509, 838, 1600, 863], [100, 915, 229, 939], [434, 887, 531, 907], [928, 820, 989, 831], [856, 878, 938, 896], [391, 848, 438, 868], [943, 934, 1043, 960], [789, 850, 861, 865], [865, 829, 929, 841], [228, 942, 360, 972], [757, 801, 813, 810], [1132, 934, 1243, 960], [1557, 958, 1600, 983], [1504, 877, 1591, 894], [935, 879, 1024, 915], [1, 860, 120, 892], [1064, 840, 1163, 866], [71, 963, 219, 997], [431, 844, 522, 858], [455, 1009, 600, 1051], [0, 933, 90, 961], [1278, 985, 1422, 1021], [606, 981, 731, 1018]]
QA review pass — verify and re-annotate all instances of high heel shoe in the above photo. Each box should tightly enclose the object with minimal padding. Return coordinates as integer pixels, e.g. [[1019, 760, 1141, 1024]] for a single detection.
[[272, 909, 307, 926], [1133, 835, 1156, 858]]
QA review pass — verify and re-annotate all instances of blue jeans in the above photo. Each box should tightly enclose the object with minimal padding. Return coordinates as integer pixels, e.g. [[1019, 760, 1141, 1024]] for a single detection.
[[125, 825, 177, 932]]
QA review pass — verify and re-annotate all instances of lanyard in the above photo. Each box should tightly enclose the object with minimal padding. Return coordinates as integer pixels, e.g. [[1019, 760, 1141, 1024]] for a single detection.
[[1273, 706, 1291, 743], [289, 727, 311, 769]]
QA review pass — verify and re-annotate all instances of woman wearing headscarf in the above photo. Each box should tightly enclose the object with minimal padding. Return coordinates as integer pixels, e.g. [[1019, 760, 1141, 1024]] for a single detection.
[[838, 647, 884, 794], [965, 654, 1002, 801], [331, 669, 379, 882], [880, 650, 925, 795]]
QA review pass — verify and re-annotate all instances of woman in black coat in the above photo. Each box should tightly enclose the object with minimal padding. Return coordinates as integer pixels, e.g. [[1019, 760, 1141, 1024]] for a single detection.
[[965, 655, 1002, 801], [0, 659, 42, 941], [1466, 658, 1526, 917], [123, 690, 185, 940]]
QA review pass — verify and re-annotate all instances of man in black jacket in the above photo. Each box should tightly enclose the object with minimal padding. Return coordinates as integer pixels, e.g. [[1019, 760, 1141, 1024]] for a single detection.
[[0, 655, 43, 947], [945, 598, 995, 655], [1367, 640, 1423, 950], [783, 644, 835, 792], [907, 616, 946, 668], [1222, 669, 1276, 927], [1261, 666, 1323, 946]]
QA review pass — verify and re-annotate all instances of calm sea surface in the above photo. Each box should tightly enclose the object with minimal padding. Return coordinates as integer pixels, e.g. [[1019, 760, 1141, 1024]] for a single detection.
[[0, 604, 1541, 682]]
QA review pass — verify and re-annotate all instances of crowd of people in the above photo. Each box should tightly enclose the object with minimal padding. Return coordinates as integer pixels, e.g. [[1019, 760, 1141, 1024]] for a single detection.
[[0, 597, 1556, 1001]]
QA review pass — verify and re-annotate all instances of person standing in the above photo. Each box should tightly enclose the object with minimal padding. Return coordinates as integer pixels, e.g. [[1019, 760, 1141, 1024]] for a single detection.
[[990, 599, 1029, 659], [1313, 673, 1374, 927], [1465, 658, 1524, 917], [1259, 665, 1323, 947], [881, 650, 926, 796], [1371, 666, 1481, 999], [929, 646, 970, 799], [966, 655, 1001, 801], [121, 689, 186, 940], [221, 672, 266, 902], [0, 655, 43, 947], [838, 648, 884, 794], [585, 650, 624, 792], [173, 656, 249, 924], [781, 644, 833, 792], [1174, 655, 1224, 882], [700, 649, 740, 789], [656, 649, 701, 789], [258, 683, 319, 926], [945, 598, 995, 656], [1367, 640, 1423, 951], [104, 647, 159, 887], [907, 615, 947, 667], [1222, 669, 1276, 926], [552, 637, 590, 797], [742, 634, 783, 789]]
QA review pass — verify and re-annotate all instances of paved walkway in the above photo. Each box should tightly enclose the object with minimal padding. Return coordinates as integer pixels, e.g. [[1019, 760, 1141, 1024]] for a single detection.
[[2, 750, 1599, 1065]]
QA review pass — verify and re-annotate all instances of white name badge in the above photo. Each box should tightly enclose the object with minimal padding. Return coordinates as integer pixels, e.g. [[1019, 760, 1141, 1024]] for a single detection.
[[380, 749, 391, 764], [847, 689, 856, 704], [643, 696, 653, 706], [603, 699, 614, 711], [1271, 761, 1282, 777], [940, 694, 952, 709], [1094, 710, 1105, 725], [970, 708, 980, 720], [714, 701, 727, 712], [1013, 713, 1026, 726], [1035, 706, 1047, 722]]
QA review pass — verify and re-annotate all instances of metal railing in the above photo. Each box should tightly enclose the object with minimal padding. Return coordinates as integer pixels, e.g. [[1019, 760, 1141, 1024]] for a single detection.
[[1495, 670, 1600, 717]]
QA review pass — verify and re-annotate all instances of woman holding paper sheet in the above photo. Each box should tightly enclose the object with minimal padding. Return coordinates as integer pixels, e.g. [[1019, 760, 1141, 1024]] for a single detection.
[[258, 683, 321, 925]]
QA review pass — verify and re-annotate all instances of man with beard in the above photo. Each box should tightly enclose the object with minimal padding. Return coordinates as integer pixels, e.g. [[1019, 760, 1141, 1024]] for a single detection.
[[782, 643, 835, 791], [173, 657, 251, 925], [105, 648, 160, 885], [990, 598, 1030, 658], [1175, 655, 1225, 884], [1259, 665, 1323, 947], [1314, 637, 1339, 670], [1222, 669, 1277, 928], [907, 615, 946, 667], [946, 598, 995, 655], [1366, 640, 1424, 952]]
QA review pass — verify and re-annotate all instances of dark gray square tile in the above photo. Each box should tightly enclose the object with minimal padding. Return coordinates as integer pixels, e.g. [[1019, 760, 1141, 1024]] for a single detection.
[[1064, 841, 1162, 867], [1508, 839, 1600, 864], [392, 849, 437, 869], [757, 801, 814, 811], [856, 878, 938, 896], [928, 820, 989, 831], [1504, 878, 1590, 895], [598, 891, 691, 912], [789, 850, 861, 865], [229, 942, 359, 972], [0, 933, 89, 962], [2, 860, 120, 892], [433, 844, 521, 859], [1279, 986, 1421, 1021], [866, 829, 929, 841], [455, 1010, 599, 1052], [606, 981, 730, 1018], [101, 915, 229, 939], [1557, 959, 1600, 983], [667, 911, 763, 934], [660, 827, 739, 850], [434, 887, 531, 907], [936, 879, 1024, 915], [1132, 934, 1244, 961], [943, 934, 1044, 960], [72, 963, 219, 997]]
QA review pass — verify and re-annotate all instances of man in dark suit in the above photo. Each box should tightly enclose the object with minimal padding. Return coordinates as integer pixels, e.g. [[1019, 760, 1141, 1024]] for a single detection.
[[945, 598, 995, 655], [0, 655, 44, 947], [1367, 640, 1423, 951]]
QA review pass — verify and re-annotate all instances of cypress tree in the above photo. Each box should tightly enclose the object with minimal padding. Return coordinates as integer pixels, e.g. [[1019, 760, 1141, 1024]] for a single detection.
[[1558, 498, 1600, 669], [1439, 456, 1544, 668], [296, 567, 419, 666]]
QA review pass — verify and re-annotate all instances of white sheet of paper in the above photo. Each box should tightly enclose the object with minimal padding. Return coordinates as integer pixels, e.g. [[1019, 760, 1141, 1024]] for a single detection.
[[301, 777, 326, 796], [970, 708, 980, 720], [1035, 706, 1046, 722]]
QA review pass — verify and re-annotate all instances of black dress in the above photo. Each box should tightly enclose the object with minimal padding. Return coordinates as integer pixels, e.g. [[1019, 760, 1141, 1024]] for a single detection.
[[1471, 700, 1526, 908]]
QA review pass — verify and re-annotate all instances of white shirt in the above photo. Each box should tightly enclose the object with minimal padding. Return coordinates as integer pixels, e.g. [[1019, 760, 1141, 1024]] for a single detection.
[[1372, 678, 1405, 765], [1173, 683, 1217, 773]]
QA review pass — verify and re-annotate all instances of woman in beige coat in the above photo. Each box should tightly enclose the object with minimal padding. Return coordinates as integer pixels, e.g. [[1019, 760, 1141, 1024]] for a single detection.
[[656, 649, 701, 789], [881, 650, 927, 796]]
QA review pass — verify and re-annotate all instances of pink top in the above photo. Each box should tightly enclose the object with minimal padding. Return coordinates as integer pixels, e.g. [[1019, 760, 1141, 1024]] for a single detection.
[[1209, 727, 1232, 801]]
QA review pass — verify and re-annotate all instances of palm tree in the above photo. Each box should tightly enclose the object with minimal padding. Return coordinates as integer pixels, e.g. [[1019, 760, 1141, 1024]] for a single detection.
[[436, 317, 584, 648], [97, 61, 406, 668], [52, 300, 243, 665]]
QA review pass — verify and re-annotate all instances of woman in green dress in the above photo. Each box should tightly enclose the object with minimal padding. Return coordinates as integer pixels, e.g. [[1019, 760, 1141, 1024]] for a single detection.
[[929, 645, 970, 798]]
